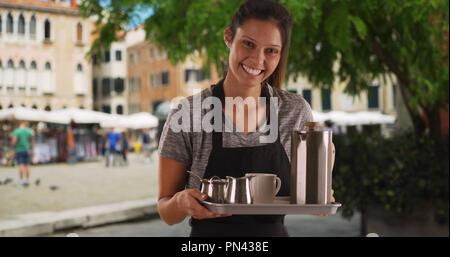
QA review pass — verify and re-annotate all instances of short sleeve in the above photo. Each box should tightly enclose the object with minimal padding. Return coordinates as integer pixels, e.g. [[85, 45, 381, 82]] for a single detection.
[[157, 106, 193, 168], [295, 97, 314, 131]]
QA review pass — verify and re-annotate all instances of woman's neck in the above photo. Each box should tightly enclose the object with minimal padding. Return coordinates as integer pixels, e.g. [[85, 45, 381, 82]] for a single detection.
[[223, 74, 262, 102]]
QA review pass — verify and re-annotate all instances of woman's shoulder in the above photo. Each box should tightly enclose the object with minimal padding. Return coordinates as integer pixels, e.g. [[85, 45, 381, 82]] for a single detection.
[[269, 86, 311, 112]]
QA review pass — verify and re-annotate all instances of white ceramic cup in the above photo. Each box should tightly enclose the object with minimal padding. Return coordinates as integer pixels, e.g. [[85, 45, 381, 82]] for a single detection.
[[245, 173, 281, 204]]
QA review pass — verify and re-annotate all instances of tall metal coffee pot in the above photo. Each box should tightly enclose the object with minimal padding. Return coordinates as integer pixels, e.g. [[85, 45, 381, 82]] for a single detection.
[[290, 122, 335, 204]]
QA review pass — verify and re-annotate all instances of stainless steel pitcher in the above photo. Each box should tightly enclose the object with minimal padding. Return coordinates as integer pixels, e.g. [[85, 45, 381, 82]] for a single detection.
[[225, 175, 255, 204], [290, 122, 335, 204], [199, 176, 228, 203]]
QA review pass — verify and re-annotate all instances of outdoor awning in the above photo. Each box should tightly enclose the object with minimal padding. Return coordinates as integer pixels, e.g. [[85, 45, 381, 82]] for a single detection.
[[0, 107, 159, 129], [312, 110, 396, 126], [0, 107, 68, 124]]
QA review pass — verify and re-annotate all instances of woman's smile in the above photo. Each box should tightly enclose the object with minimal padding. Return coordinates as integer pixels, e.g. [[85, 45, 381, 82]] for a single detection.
[[241, 63, 264, 77]]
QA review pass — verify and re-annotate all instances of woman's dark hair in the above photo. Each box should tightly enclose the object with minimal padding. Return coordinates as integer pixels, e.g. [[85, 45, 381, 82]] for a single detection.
[[226, 0, 293, 88]]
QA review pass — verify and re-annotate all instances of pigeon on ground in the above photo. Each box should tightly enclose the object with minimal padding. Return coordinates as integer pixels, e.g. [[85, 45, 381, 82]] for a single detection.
[[3, 178, 12, 185], [35, 179, 40, 186], [49, 185, 59, 191]]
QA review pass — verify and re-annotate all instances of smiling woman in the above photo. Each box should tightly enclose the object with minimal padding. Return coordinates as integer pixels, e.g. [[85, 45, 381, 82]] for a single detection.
[[157, 0, 315, 238]]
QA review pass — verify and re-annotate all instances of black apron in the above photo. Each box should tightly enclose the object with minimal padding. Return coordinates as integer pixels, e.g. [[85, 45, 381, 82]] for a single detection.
[[189, 80, 291, 237]]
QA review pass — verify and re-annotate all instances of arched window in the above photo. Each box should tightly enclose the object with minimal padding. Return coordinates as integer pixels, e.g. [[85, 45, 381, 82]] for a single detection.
[[45, 62, 51, 70], [31, 104, 37, 109], [44, 19, 51, 40], [30, 61, 37, 70], [18, 14, 25, 35], [7, 59, 14, 69], [19, 60, 26, 69], [76, 22, 83, 42], [116, 105, 123, 114], [30, 15, 36, 38], [7, 13, 13, 33], [8, 104, 14, 109], [76, 63, 83, 72], [44, 105, 51, 111]]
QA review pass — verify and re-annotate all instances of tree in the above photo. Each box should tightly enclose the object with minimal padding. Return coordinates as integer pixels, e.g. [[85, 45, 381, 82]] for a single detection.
[[80, 0, 449, 140]]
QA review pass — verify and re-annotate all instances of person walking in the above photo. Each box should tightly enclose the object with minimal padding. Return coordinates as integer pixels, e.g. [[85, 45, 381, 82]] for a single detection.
[[12, 121, 33, 187], [120, 132, 129, 166], [105, 128, 121, 167]]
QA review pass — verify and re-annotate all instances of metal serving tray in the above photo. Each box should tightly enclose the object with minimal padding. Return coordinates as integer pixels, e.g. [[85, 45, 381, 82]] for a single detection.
[[200, 196, 341, 215]]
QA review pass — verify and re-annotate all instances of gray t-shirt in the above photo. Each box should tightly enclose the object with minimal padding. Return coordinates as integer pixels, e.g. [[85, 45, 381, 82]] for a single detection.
[[158, 83, 313, 189]]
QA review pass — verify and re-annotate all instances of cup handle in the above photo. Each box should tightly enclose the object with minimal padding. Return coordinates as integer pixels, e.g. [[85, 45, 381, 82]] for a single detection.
[[274, 177, 281, 195]]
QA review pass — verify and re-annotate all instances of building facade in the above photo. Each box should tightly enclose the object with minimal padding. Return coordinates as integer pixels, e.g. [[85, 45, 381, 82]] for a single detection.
[[92, 27, 145, 114], [285, 75, 398, 116], [127, 41, 219, 115], [0, 0, 93, 111]]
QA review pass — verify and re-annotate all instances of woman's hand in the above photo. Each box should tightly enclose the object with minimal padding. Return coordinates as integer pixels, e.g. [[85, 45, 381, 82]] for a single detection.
[[174, 189, 231, 220]]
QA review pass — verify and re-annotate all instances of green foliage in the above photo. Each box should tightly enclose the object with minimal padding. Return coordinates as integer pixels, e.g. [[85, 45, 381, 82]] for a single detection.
[[332, 131, 449, 224], [80, 0, 449, 134]]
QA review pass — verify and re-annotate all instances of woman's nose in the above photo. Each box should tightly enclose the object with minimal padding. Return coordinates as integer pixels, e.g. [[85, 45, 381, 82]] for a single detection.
[[249, 49, 265, 68]]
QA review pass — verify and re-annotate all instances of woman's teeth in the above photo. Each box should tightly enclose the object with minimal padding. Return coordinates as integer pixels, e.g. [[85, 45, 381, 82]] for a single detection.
[[242, 64, 263, 76]]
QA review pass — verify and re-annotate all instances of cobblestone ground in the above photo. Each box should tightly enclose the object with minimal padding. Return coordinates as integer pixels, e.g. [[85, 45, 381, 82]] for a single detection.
[[0, 152, 159, 220]]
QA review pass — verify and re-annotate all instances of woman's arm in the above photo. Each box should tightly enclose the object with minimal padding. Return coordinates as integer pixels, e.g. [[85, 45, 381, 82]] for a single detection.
[[158, 156, 228, 225]]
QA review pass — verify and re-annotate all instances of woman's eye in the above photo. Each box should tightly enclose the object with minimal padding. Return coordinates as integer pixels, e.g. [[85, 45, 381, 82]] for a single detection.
[[243, 41, 254, 47], [266, 48, 279, 54]]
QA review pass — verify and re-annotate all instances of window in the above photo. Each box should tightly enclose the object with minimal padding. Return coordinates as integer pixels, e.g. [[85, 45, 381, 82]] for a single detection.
[[102, 105, 111, 114], [114, 78, 124, 94], [368, 84, 379, 109], [129, 53, 134, 64], [76, 63, 83, 72], [148, 47, 154, 59], [76, 22, 83, 42], [19, 60, 25, 69], [45, 62, 52, 70], [30, 16, 36, 38], [44, 105, 51, 111], [7, 59, 14, 68], [92, 79, 98, 98], [115, 50, 122, 61], [0, 15, 2, 34], [116, 105, 123, 114], [30, 61, 37, 70], [102, 78, 111, 96], [104, 51, 110, 63], [161, 71, 169, 86], [321, 88, 331, 111], [185, 69, 210, 82], [18, 14, 25, 35], [149, 74, 154, 88], [7, 13, 13, 33], [302, 89, 312, 106], [44, 19, 51, 40]]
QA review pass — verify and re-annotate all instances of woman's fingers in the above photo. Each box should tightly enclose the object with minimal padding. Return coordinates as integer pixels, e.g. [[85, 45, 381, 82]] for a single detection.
[[184, 189, 231, 219]]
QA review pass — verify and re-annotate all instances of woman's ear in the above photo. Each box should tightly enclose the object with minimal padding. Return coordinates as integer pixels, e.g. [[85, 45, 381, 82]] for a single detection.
[[224, 27, 232, 48]]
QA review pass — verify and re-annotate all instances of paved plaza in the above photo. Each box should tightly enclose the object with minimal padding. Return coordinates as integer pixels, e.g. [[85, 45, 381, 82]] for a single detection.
[[0, 153, 158, 220]]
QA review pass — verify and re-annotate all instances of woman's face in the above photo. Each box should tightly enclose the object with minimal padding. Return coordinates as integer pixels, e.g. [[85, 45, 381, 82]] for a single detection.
[[225, 19, 282, 89]]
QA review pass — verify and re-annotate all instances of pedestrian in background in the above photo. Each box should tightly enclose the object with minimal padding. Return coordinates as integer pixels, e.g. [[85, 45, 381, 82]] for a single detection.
[[12, 121, 33, 186], [141, 128, 151, 163], [105, 128, 121, 167], [120, 132, 129, 166]]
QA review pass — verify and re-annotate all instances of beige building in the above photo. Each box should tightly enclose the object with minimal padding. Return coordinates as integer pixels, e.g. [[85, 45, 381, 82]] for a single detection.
[[285, 75, 398, 115], [0, 0, 93, 111], [127, 41, 219, 114]]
